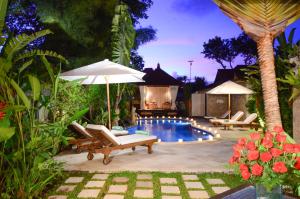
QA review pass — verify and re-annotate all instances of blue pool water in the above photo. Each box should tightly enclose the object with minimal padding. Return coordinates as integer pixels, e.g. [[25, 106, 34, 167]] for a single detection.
[[127, 119, 213, 142]]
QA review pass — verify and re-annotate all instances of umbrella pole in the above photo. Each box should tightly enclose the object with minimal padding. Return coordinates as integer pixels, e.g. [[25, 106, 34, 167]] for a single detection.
[[105, 78, 112, 130], [228, 94, 231, 119]]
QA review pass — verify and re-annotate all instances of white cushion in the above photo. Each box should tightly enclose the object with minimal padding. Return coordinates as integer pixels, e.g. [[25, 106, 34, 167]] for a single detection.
[[86, 124, 120, 145], [116, 134, 157, 145], [71, 121, 93, 138]]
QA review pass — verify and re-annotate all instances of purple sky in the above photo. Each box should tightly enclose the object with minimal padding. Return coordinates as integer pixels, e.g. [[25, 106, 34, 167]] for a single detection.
[[137, 0, 300, 82]]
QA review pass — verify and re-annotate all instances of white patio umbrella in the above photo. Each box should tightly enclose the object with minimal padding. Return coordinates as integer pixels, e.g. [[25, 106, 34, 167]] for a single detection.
[[206, 81, 254, 118], [60, 59, 145, 129]]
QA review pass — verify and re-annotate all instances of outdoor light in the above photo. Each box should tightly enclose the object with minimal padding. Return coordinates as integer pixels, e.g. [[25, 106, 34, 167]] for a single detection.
[[179, 117, 182, 119], [174, 116, 176, 119], [178, 139, 183, 143], [208, 128, 212, 131], [168, 116, 170, 119], [186, 117, 189, 120], [198, 138, 203, 142], [214, 130, 218, 134], [208, 135, 214, 141], [150, 116, 153, 119], [216, 134, 221, 138], [203, 126, 207, 130], [158, 139, 161, 143], [145, 116, 148, 119], [156, 116, 159, 119], [191, 118, 194, 121], [162, 116, 165, 119], [197, 130, 201, 133]]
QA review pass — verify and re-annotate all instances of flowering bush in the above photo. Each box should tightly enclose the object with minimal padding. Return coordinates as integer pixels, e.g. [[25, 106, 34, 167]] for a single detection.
[[0, 101, 6, 120], [229, 126, 300, 190]]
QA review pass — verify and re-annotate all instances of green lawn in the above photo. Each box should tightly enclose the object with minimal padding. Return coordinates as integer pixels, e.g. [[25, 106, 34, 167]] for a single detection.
[[46, 171, 244, 199]]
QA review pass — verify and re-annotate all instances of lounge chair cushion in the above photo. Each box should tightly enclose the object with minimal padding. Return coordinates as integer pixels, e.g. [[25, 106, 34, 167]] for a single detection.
[[71, 121, 93, 138], [87, 124, 121, 146], [116, 134, 157, 145], [210, 111, 244, 123], [87, 124, 128, 136], [220, 113, 257, 125]]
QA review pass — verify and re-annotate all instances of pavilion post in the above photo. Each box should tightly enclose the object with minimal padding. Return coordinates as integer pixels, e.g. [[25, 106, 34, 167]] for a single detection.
[[105, 77, 112, 129], [228, 94, 231, 119]]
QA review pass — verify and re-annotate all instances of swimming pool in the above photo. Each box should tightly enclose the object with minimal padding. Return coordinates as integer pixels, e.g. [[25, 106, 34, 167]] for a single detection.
[[127, 119, 214, 142]]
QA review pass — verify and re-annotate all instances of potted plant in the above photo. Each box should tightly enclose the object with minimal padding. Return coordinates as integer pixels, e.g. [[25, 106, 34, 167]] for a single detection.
[[229, 126, 300, 198]]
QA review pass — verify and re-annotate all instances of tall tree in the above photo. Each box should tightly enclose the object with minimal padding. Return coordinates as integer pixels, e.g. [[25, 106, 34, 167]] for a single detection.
[[213, 0, 300, 130]]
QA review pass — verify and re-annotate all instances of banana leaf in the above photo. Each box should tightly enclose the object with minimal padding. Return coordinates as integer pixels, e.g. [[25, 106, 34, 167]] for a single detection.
[[0, 127, 15, 142], [10, 79, 31, 109], [28, 74, 41, 101]]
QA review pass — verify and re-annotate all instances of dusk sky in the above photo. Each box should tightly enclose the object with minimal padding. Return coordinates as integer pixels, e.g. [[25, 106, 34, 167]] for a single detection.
[[138, 0, 300, 82]]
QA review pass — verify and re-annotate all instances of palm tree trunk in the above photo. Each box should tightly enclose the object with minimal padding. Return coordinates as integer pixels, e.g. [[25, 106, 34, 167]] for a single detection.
[[257, 34, 282, 130]]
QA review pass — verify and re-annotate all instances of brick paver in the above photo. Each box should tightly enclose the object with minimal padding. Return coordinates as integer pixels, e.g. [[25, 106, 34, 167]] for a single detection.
[[182, 175, 199, 181], [162, 196, 182, 199], [85, 180, 105, 188], [77, 189, 101, 198], [103, 194, 124, 199], [206, 179, 225, 185], [161, 186, 180, 194], [48, 196, 67, 199], [108, 185, 128, 193], [160, 178, 177, 184], [92, 174, 109, 180], [113, 177, 129, 183], [136, 181, 153, 188], [188, 190, 209, 199], [212, 186, 230, 194], [137, 174, 152, 180], [65, 177, 84, 184], [56, 185, 76, 193], [134, 189, 153, 198], [184, 181, 204, 189]]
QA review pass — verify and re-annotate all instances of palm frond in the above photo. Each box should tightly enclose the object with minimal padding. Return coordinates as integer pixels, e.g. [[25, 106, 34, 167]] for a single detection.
[[213, 0, 300, 40], [0, 0, 8, 34], [4, 29, 53, 61], [14, 49, 68, 64]]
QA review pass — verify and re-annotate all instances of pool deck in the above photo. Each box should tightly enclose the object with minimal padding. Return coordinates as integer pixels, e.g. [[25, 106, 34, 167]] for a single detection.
[[55, 119, 253, 173]]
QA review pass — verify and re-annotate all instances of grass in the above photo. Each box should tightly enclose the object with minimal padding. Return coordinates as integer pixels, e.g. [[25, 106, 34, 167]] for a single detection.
[[46, 171, 244, 199]]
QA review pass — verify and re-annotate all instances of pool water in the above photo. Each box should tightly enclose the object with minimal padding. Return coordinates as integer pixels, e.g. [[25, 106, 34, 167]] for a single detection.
[[127, 119, 213, 142]]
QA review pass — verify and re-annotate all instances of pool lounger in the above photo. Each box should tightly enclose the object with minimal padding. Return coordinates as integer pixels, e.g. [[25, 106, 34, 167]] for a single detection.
[[204, 110, 231, 119], [218, 113, 258, 130], [209, 111, 244, 126], [86, 125, 158, 165]]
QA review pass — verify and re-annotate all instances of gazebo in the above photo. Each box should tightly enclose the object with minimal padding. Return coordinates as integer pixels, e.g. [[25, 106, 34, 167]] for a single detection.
[[137, 64, 182, 116]]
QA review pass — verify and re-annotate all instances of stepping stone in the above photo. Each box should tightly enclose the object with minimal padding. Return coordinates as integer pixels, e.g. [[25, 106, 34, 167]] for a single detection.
[[137, 174, 152, 180], [206, 178, 225, 185], [160, 178, 177, 184], [103, 194, 124, 199], [161, 186, 180, 194], [188, 190, 209, 199], [212, 186, 230, 194], [134, 189, 153, 198], [113, 177, 129, 183], [162, 196, 182, 199], [92, 174, 109, 180], [108, 185, 128, 193], [65, 177, 84, 184], [77, 189, 101, 198], [182, 175, 199, 181], [184, 181, 204, 189], [56, 185, 76, 193], [136, 181, 153, 188], [48, 196, 67, 199], [85, 180, 105, 188]]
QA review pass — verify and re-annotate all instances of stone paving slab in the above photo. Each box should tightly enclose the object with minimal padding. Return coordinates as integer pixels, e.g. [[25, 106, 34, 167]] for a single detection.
[[103, 194, 124, 199], [48, 196, 67, 199], [108, 185, 128, 193], [92, 174, 109, 180], [160, 178, 177, 184], [134, 189, 153, 198], [184, 181, 204, 189], [85, 180, 105, 188], [113, 177, 129, 183], [182, 175, 199, 181], [161, 186, 180, 194], [188, 190, 209, 199], [206, 178, 225, 185], [137, 174, 152, 180], [65, 177, 84, 184], [77, 189, 101, 198], [212, 186, 230, 194], [162, 196, 182, 199], [136, 181, 153, 188], [56, 185, 76, 193]]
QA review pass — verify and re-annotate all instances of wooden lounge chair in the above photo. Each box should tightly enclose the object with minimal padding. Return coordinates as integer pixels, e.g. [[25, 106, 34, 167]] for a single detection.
[[85, 125, 158, 165], [68, 122, 128, 153], [219, 113, 258, 130], [204, 110, 231, 119], [209, 111, 244, 126]]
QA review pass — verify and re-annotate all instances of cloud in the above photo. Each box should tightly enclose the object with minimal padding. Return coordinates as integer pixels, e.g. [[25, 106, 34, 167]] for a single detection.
[[171, 0, 217, 17]]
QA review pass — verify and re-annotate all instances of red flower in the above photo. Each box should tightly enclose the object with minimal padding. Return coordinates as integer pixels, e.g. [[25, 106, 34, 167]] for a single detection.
[[240, 164, 248, 172], [229, 156, 236, 165], [270, 148, 283, 157], [233, 144, 243, 151], [246, 141, 256, 150], [260, 152, 272, 162], [272, 162, 288, 173], [294, 158, 300, 170], [250, 132, 261, 141], [262, 138, 273, 149], [273, 126, 284, 134], [247, 150, 259, 161], [251, 164, 263, 176], [238, 138, 247, 146], [233, 150, 241, 158], [0, 112, 5, 120], [265, 132, 274, 140], [283, 144, 294, 153], [294, 144, 300, 153], [276, 134, 286, 143], [241, 170, 251, 180]]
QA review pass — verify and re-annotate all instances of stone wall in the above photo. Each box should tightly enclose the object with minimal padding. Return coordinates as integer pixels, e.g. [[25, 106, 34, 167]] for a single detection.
[[293, 97, 300, 143]]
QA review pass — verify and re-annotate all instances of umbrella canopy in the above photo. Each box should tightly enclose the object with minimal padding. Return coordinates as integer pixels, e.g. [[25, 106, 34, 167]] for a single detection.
[[60, 59, 145, 129], [206, 81, 253, 95], [206, 81, 254, 118]]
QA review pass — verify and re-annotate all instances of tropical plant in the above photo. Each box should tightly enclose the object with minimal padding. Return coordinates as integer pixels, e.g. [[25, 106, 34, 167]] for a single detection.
[[213, 0, 300, 131]]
